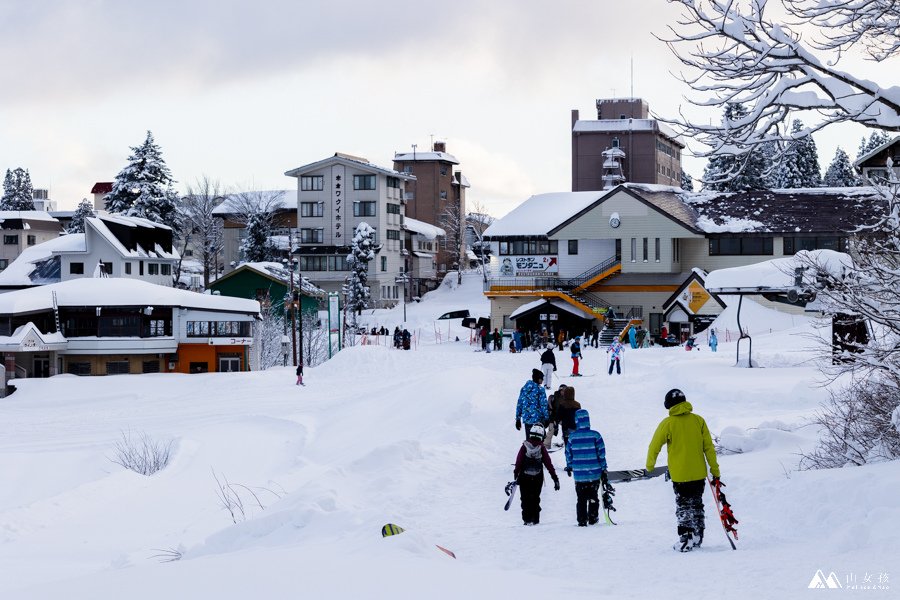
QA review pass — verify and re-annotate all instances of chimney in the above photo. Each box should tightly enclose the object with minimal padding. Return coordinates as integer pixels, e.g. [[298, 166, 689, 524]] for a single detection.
[[433, 141, 446, 153]]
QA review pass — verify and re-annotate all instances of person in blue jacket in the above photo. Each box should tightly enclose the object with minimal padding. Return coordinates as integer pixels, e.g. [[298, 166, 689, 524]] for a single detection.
[[564, 408, 611, 526], [709, 329, 718, 352], [628, 325, 637, 349], [516, 369, 550, 438]]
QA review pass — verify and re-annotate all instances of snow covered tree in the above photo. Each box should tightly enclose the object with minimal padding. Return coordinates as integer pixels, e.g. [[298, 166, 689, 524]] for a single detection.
[[66, 198, 95, 234], [466, 197, 494, 283], [663, 1, 900, 162], [182, 177, 225, 287], [823, 148, 859, 187], [107, 131, 179, 229], [241, 211, 277, 263], [344, 222, 377, 324], [1, 168, 35, 210], [256, 297, 287, 370], [300, 309, 327, 368], [680, 170, 694, 192], [856, 130, 894, 161], [702, 105, 767, 191], [769, 120, 822, 188], [227, 190, 286, 266], [439, 199, 465, 284]]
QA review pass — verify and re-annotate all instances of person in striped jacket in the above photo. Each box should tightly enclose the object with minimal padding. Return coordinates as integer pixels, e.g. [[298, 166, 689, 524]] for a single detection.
[[564, 408, 610, 526]]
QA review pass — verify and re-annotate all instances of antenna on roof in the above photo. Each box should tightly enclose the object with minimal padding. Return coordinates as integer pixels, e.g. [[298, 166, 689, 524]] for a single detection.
[[630, 54, 634, 102]]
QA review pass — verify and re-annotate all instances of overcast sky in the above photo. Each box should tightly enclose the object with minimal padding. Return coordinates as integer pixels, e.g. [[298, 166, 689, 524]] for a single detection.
[[0, 0, 878, 216]]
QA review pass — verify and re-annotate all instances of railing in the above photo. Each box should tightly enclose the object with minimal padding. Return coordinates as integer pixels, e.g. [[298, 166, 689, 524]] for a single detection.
[[568, 257, 621, 289], [484, 257, 621, 293]]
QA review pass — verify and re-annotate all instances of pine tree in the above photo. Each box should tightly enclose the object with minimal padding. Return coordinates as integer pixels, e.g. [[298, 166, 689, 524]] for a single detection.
[[106, 131, 178, 229], [856, 131, 893, 161], [344, 222, 377, 323], [1, 168, 36, 210], [240, 211, 277, 262], [823, 148, 859, 187], [702, 104, 767, 191], [67, 198, 95, 233], [680, 170, 694, 191], [768, 120, 821, 189]]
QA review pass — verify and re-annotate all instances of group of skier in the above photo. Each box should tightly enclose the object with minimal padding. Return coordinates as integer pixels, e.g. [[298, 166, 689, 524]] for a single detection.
[[512, 366, 721, 551]]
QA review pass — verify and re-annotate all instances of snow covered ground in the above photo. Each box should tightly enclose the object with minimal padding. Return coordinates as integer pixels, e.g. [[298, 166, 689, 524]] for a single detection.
[[0, 272, 895, 599]]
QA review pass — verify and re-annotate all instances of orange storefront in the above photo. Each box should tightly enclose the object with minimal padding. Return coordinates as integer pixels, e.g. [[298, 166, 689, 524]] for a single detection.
[[174, 343, 249, 373]]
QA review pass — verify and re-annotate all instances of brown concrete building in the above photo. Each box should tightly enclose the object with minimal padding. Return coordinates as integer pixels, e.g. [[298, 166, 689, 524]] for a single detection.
[[393, 142, 469, 274], [572, 98, 685, 191]]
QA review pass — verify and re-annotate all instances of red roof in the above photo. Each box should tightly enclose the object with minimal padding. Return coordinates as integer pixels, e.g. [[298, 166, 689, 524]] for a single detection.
[[91, 182, 113, 194]]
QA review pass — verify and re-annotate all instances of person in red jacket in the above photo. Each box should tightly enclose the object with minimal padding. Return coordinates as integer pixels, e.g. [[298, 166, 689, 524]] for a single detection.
[[513, 425, 560, 525]]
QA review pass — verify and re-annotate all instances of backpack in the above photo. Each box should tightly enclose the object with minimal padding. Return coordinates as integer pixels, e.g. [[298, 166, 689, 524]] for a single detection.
[[522, 442, 544, 476]]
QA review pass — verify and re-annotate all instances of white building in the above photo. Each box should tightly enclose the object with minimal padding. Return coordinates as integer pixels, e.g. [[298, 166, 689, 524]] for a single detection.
[[285, 153, 416, 306], [0, 211, 64, 273]]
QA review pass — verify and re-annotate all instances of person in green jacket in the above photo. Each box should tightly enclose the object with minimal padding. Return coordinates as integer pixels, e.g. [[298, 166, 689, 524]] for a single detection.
[[646, 388, 721, 552]]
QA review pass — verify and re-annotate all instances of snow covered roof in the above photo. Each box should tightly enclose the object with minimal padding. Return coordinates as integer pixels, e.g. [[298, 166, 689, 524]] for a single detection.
[[0, 234, 87, 286], [509, 299, 593, 321], [0, 278, 261, 316], [211, 191, 296, 216], [226, 262, 325, 297], [573, 119, 684, 146], [452, 173, 471, 187], [90, 182, 113, 194], [393, 151, 459, 165], [87, 216, 178, 260], [285, 154, 415, 180], [853, 136, 900, 168], [705, 249, 852, 292], [484, 191, 612, 238], [0, 322, 67, 351], [413, 251, 434, 259], [0, 211, 59, 224], [404, 217, 445, 240]]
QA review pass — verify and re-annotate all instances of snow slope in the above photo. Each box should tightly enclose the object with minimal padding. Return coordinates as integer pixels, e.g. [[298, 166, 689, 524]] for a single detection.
[[0, 278, 895, 599]]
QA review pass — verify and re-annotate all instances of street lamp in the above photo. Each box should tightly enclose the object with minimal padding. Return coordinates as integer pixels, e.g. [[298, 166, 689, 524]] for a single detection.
[[284, 257, 299, 367], [295, 258, 302, 370], [395, 270, 409, 323]]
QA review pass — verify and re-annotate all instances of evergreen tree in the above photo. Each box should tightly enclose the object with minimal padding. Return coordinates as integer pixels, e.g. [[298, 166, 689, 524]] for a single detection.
[[823, 148, 859, 187], [107, 131, 178, 228], [856, 131, 893, 161], [768, 121, 821, 189], [1, 167, 36, 210], [702, 104, 767, 191], [344, 222, 377, 323], [67, 198, 95, 233], [680, 170, 694, 191], [240, 211, 277, 262]]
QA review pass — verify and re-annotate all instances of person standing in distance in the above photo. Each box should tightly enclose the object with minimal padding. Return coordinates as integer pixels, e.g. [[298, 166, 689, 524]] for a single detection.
[[516, 369, 550, 438]]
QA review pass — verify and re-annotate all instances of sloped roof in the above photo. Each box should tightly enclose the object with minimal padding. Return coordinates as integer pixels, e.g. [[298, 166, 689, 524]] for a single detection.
[[393, 151, 459, 165], [484, 191, 612, 238], [213, 261, 325, 297], [211, 191, 295, 216], [285, 154, 416, 180], [0, 211, 59, 224], [0, 234, 86, 286], [853, 136, 900, 168], [404, 217, 445, 240], [573, 119, 684, 146], [90, 182, 113, 194]]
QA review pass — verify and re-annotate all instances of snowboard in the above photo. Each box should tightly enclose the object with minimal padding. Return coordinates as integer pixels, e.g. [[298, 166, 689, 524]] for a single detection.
[[607, 466, 668, 483], [381, 523, 457, 558], [504, 481, 518, 511], [708, 478, 738, 550], [566, 374, 595, 378]]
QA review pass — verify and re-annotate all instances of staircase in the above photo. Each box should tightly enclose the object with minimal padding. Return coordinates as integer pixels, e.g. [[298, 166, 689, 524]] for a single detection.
[[599, 318, 631, 346]]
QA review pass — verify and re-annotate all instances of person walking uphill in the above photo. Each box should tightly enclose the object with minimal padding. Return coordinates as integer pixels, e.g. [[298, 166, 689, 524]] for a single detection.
[[539, 347, 557, 389], [607, 338, 624, 375], [570, 336, 583, 376], [564, 409, 610, 526], [513, 424, 560, 525], [555, 385, 581, 447], [295, 363, 304, 386], [516, 369, 550, 438], [646, 389, 721, 552]]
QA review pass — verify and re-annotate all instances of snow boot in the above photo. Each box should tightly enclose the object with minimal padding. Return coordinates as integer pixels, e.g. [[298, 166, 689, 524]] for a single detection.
[[692, 529, 704, 548], [674, 532, 694, 552]]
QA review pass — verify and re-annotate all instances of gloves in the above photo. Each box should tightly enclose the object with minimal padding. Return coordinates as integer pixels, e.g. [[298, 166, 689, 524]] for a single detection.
[[600, 470, 609, 485], [711, 475, 721, 486], [565, 467, 572, 478], [601, 471, 614, 493], [553, 478, 560, 491], [553, 367, 557, 372], [515, 419, 521, 431]]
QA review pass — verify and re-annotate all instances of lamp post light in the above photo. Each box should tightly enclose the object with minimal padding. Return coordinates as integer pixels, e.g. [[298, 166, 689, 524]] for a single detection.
[[294, 258, 303, 370], [395, 270, 409, 323]]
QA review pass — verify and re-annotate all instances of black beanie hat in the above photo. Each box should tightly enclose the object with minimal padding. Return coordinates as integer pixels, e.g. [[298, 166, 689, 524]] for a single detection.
[[532, 368, 544, 382], [664, 388, 687, 409]]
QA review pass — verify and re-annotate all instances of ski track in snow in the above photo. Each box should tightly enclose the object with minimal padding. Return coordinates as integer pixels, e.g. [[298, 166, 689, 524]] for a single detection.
[[0, 273, 896, 599]]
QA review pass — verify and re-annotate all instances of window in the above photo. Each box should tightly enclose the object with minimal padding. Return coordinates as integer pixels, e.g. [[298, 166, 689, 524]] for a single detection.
[[568, 240, 578, 255], [124, 262, 132, 275], [353, 201, 376, 217], [148, 320, 167, 336], [67, 362, 91, 375], [783, 237, 846, 255], [300, 202, 324, 217], [161, 264, 171, 276], [709, 237, 774, 256], [0, 259, 7, 271], [328, 255, 349, 271], [3, 235, 18, 245], [402, 165, 413, 174], [142, 360, 160, 374], [630, 238, 636, 262], [643, 238, 648, 262], [148, 263, 160, 275], [102, 261, 113, 275], [673, 239, 680, 262], [27, 235, 36, 246], [612, 137, 620, 148], [440, 190, 448, 200], [139, 261, 144, 276], [299, 256, 328, 271], [497, 239, 558, 255], [353, 174, 376, 190], [301, 175, 324, 191], [300, 228, 324, 243], [386, 203, 401, 214], [381, 256, 387, 271], [393, 286, 398, 299], [70, 262, 84, 275], [440, 166, 448, 176], [655, 238, 660, 262], [386, 229, 400, 241], [386, 176, 401, 189], [106, 361, 130, 375]]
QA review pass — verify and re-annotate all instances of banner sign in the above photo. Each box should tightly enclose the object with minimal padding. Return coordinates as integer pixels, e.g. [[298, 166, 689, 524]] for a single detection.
[[332, 165, 345, 241], [498, 256, 559, 277], [328, 293, 340, 333]]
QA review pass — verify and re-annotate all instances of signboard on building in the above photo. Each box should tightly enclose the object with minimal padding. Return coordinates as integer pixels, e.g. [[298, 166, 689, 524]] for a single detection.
[[332, 165, 345, 242], [686, 280, 712, 314], [498, 256, 559, 277], [328, 293, 340, 333]]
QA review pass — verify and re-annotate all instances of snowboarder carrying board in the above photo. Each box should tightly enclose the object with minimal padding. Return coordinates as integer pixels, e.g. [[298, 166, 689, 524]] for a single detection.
[[646, 389, 721, 552], [513, 425, 559, 525], [564, 408, 611, 526]]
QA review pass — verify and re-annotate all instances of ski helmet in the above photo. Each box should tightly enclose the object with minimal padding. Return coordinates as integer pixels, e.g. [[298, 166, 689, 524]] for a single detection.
[[528, 425, 545, 439], [664, 388, 687, 409]]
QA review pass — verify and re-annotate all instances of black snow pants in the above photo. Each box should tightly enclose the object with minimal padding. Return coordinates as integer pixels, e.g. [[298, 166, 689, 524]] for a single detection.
[[673, 480, 706, 537], [518, 473, 544, 524], [575, 480, 601, 525]]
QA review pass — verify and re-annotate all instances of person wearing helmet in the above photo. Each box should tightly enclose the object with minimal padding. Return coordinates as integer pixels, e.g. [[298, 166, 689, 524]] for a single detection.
[[646, 388, 721, 552], [570, 336, 583, 376], [513, 424, 560, 525], [564, 408, 609, 526], [515, 369, 550, 439]]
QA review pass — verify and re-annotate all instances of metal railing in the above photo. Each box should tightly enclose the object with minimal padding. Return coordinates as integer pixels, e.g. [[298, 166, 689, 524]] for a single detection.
[[568, 257, 620, 289]]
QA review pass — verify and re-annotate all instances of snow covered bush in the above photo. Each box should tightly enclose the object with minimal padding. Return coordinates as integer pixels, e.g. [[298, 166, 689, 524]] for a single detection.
[[111, 430, 174, 476]]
